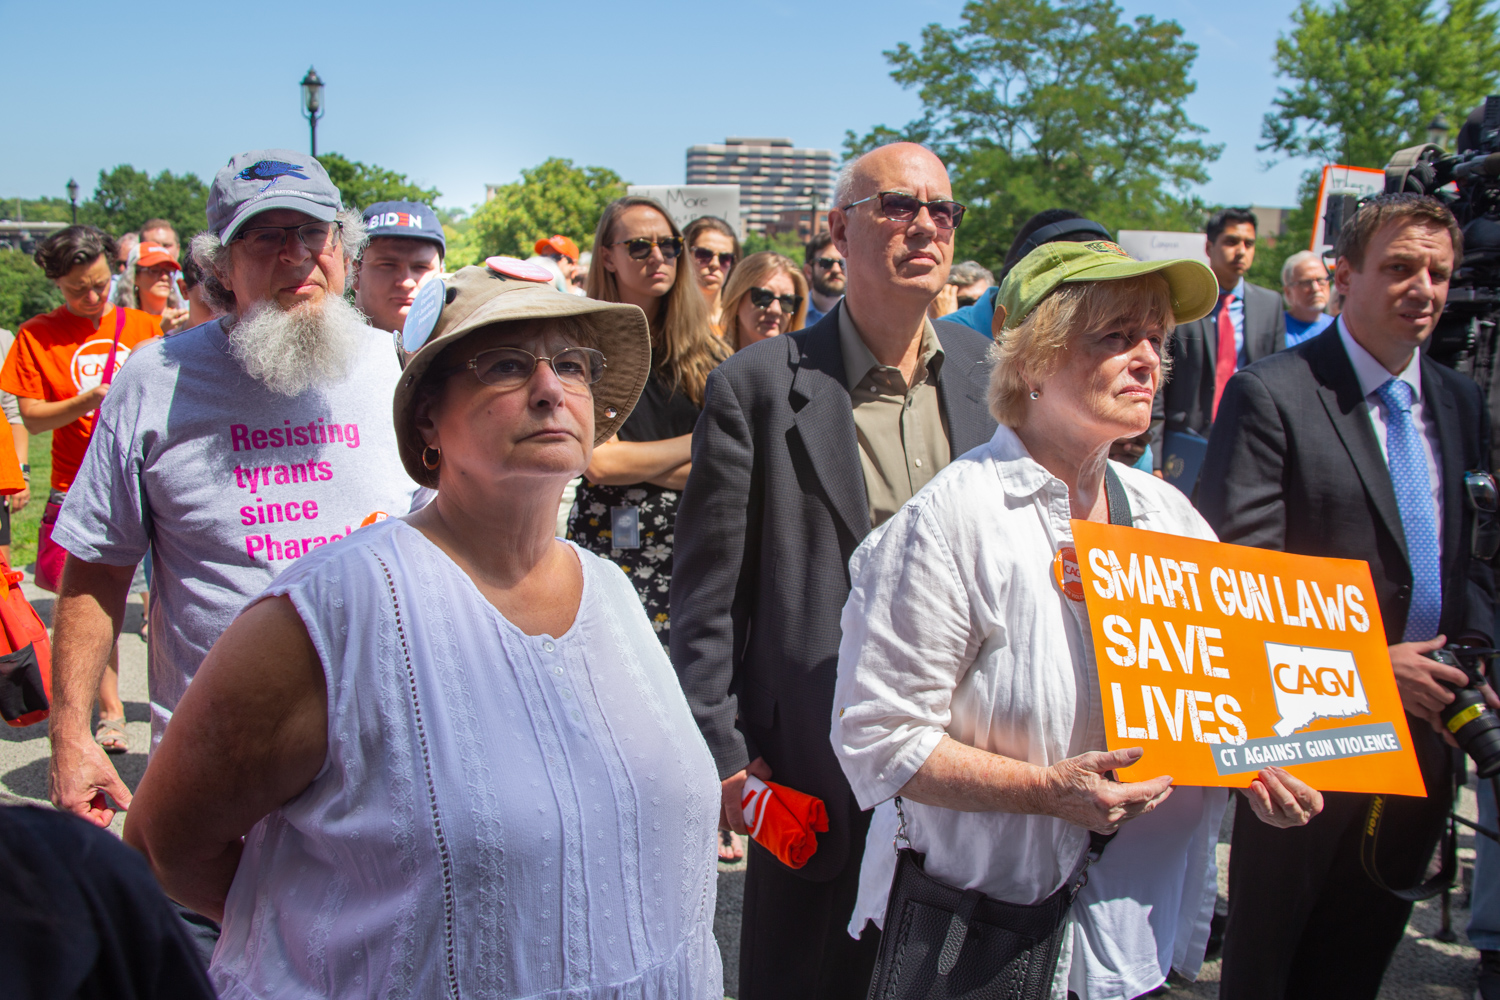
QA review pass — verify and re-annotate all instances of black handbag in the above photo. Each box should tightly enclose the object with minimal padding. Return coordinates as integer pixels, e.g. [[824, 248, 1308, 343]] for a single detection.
[[864, 466, 1133, 1000]]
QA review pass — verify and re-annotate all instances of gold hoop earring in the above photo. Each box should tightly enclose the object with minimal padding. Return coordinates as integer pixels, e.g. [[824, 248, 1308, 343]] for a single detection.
[[421, 446, 441, 470]]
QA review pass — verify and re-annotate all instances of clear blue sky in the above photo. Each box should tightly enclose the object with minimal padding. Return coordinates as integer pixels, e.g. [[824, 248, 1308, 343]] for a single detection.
[[1, 0, 1322, 215]]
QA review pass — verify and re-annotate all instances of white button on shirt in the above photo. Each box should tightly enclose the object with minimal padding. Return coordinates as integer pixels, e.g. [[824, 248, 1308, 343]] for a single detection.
[[832, 426, 1227, 999], [1337, 317, 1444, 561]]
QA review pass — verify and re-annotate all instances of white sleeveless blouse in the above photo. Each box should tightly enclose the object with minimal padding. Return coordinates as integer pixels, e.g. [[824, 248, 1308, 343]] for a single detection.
[[210, 519, 722, 999]]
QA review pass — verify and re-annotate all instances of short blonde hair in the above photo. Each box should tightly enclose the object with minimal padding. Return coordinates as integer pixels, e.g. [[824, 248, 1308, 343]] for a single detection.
[[988, 274, 1176, 428]]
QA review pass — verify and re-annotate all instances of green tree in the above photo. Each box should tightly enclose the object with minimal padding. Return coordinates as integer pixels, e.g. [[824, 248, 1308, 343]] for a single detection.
[[465, 158, 626, 267], [846, 0, 1221, 267], [2, 197, 73, 223], [83, 165, 210, 241], [0, 249, 62, 332], [316, 153, 440, 212]]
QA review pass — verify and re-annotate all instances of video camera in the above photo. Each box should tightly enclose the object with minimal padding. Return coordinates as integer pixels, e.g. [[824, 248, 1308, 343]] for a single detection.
[[1366, 97, 1500, 410]]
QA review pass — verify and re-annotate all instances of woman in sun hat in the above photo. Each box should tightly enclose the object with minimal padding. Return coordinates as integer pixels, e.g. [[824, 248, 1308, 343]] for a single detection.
[[124, 257, 724, 999], [832, 240, 1324, 999]]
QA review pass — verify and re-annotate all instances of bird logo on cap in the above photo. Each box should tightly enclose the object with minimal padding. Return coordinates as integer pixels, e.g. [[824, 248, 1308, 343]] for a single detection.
[[237, 160, 311, 192]]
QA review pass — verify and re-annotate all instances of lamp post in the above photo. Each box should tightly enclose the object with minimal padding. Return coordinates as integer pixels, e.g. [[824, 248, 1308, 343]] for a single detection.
[[1427, 113, 1452, 149], [66, 178, 78, 225], [301, 67, 325, 157]]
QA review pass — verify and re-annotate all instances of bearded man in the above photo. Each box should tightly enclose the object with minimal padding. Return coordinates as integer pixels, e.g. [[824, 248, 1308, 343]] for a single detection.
[[47, 150, 420, 856]]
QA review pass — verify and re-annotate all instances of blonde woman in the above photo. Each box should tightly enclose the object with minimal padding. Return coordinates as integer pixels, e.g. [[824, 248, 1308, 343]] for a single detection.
[[684, 216, 739, 334], [719, 251, 808, 351], [572, 196, 729, 650]]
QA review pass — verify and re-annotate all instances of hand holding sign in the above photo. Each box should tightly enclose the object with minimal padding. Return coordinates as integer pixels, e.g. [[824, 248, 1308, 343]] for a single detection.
[[1073, 520, 1426, 796]]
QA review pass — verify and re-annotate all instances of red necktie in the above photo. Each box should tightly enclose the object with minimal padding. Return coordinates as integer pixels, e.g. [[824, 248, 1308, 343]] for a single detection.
[[1211, 290, 1237, 419]]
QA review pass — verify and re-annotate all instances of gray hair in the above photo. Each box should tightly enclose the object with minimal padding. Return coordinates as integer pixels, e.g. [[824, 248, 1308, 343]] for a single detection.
[[833, 157, 862, 211], [950, 260, 994, 287], [189, 207, 367, 315], [1280, 249, 1327, 303]]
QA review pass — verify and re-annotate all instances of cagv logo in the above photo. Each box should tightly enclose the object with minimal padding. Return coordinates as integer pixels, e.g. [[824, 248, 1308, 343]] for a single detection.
[[70, 339, 131, 393], [1266, 642, 1370, 736]]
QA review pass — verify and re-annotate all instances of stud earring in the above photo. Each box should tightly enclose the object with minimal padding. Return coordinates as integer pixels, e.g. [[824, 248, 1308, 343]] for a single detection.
[[604, 406, 618, 419], [1029, 389, 1041, 400], [421, 446, 441, 470]]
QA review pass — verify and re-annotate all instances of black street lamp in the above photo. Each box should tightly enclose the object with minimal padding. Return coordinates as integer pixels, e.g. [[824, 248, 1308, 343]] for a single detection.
[[66, 178, 78, 225], [301, 67, 325, 157], [1427, 113, 1452, 148]]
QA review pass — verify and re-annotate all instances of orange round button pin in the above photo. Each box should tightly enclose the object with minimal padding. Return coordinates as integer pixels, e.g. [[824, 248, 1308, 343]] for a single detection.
[[1053, 546, 1085, 601]]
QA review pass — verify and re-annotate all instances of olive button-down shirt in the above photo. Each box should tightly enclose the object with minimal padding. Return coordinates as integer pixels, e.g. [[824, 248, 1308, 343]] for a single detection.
[[837, 304, 952, 527]]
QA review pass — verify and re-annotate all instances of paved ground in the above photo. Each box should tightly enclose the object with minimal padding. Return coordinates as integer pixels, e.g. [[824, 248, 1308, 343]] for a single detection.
[[2, 577, 1488, 998]]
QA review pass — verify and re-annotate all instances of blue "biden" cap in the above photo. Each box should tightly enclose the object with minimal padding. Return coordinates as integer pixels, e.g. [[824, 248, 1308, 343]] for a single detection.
[[362, 200, 446, 255]]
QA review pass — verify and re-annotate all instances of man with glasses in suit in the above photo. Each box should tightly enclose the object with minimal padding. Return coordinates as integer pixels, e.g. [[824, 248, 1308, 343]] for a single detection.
[[672, 142, 997, 1000], [1199, 193, 1497, 999], [802, 231, 845, 326]]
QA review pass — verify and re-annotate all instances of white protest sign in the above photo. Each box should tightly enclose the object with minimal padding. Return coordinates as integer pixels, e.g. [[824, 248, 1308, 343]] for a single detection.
[[1117, 231, 1212, 265], [1311, 165, 1386, 255], [627, 185, 742, 239]]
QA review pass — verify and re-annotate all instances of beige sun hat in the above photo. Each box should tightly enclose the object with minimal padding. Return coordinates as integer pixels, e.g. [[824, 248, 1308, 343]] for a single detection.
[[392, 256, 652, 488]]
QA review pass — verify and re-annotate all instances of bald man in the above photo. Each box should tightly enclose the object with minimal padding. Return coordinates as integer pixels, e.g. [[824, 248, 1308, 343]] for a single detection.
[[671, 143, 998, 999]]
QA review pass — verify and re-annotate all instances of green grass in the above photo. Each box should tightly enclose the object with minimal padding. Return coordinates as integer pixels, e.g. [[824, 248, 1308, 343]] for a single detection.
[[11, 432, 51, 569]]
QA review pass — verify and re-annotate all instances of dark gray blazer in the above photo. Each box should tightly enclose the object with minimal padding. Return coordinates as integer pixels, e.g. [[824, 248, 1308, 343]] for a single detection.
[[1152, 279, 1286, 469], [1196, 323, 1493, 647], [669, 305, 997, 882]]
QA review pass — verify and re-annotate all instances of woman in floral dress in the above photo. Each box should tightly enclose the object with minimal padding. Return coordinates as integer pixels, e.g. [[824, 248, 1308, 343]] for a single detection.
[[569, 197, 728, 651]]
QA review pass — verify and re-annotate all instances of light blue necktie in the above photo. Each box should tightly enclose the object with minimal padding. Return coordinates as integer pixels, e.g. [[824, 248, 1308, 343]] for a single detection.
[[1375, 378, 1442, 641]]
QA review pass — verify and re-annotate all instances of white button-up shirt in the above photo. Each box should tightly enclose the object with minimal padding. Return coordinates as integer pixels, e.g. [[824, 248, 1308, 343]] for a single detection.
[[1337, 316, 1444, 561], [832, 426, 1228, 999]]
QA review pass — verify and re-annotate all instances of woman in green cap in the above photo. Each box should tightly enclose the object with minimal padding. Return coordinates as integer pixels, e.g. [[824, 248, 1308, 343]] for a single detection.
[[831, 241, 1324, 999]]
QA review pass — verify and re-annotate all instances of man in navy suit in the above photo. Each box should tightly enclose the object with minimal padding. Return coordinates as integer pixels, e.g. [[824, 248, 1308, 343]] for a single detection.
[[1199, 193, 1496, 998]]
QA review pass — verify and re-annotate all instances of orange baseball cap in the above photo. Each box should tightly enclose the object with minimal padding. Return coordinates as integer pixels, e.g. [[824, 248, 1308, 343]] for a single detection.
[[135, 242, 181, 271], [533, 234, 580, 262]]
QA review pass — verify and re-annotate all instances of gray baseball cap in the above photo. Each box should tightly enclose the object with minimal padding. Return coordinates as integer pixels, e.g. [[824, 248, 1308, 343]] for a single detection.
[[207, 149, 343, 242]]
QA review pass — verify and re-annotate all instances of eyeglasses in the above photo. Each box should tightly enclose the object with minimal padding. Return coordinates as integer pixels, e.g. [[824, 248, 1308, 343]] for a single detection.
[[138, 264, 177, 280], [1466, 470, 1500, 559], [956, 294, 982, 307], [467, 347, 606, 391], [841, 191, 966, 231], [691, 246, 736, 269], [1292, 277, 1330, 291], [814, 257, 845, 271], [611, 236, 684, 261], [748, 287, 803, 313], [234, 222, 344, 257]]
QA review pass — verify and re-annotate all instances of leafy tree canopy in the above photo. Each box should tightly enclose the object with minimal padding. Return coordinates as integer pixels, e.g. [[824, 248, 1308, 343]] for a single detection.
[[463, 158, 626, 268], [316, 153, 440, 213], [83, 166, 209, 242], [846, 0, 1222, 266], [0, 250, 62, 332], [1, 197, 72, 223]]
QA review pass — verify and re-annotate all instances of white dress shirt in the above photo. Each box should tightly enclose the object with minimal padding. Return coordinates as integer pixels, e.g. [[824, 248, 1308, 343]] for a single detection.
[[833, 426, 1227, 999], [1337, 316, 1444, 561]]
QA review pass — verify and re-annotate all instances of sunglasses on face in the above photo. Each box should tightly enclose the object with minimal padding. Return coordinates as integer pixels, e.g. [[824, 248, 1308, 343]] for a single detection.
[[748, 287, 802, 313], [1466, 470, 1500, 560], [611, 236, 683, 261], [467, 347, 606, 391], [234, 222, 344, 257], [842, 191, 966, 231], [814, 257, 845, 271], [691, 246, 736, 269]]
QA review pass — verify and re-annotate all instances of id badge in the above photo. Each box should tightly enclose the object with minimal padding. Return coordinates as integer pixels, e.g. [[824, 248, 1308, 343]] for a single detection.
[[610, 506, 641, 549]]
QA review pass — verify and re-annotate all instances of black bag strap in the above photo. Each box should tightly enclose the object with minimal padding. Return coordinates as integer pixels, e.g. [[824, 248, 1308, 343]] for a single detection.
[[1104, 464, 1133, 528]]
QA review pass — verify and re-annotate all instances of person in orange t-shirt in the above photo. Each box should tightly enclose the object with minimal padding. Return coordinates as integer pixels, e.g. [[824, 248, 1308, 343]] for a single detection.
[[1, 226, 161, 755]]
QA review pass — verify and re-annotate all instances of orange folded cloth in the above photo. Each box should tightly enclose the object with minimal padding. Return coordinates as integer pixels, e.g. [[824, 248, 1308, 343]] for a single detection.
[[740, 776, 829, 869]]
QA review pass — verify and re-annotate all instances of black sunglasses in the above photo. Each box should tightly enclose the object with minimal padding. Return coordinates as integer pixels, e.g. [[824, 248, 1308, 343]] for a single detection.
[[691, 246, 736, 269], [748, 287, 802, 313], [1466, 470, 1500, 560], [814, 256, 845, 271], [612, 236, 683, 261], [842, 191, 966, 231]]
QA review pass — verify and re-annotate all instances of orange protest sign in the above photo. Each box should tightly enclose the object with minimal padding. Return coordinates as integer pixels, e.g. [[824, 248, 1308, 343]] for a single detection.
[[1072, 520, 1426, 797]]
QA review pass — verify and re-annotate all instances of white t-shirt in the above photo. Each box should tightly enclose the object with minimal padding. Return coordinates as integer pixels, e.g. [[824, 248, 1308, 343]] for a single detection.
[[53, 318, 420, 746]]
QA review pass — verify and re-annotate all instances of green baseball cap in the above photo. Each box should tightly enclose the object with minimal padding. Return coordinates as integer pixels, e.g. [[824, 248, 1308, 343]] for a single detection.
[[993, 239, 1219, 334]]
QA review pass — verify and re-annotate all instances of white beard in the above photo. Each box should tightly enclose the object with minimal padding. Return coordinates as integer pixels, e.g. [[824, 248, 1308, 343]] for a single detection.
[[229, 293, 365, 397]]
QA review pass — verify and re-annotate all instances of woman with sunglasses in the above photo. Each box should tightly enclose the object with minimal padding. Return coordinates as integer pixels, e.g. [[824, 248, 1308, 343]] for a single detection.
[[114, 241, 191, 334], [684, 216, 739, 335], [571, 197, 728, 656], [718, 251, 808, 351], [124, 264, 723, 998]]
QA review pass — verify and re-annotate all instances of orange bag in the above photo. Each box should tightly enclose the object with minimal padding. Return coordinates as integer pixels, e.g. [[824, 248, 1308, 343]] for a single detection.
[[740, 776, 830, 869], [0, 555, 53, 727]]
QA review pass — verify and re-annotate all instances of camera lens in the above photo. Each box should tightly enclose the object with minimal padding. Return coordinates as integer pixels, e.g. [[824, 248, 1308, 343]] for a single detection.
[[1435, 649, 1500, 779]]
